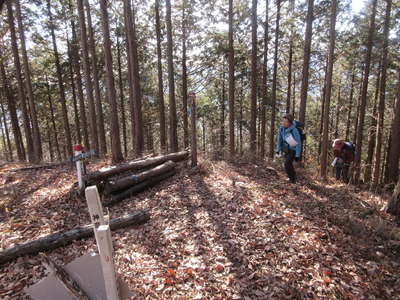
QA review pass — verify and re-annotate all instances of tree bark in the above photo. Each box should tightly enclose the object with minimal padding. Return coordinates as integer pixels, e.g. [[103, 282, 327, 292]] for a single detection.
[[228, 0, 235, 157], [0, 101, 12, 161], [0, 59, 25, 160], [345, 71, 355, 141], [105, 160, 176, 194], [286, 0, 294, 114], [85, 150, 188, 183], [181, 1, 189, 149], [6, 1, 34, 162], [190, 94, 197, 167], [334, 87, 341, 139], [85, 0, 107, 155], [0, 211, 149, 265], [320, 0, 337, 179], [250, 0, 258, 156], [259, 0, 269, 159], [99, 0, 123, 163], [46, 79, 62, 161], [155, 0, 167, 153], [107, 170, 175, 205], [77, 0, 99, 154], [269, 0, 280, 158], [372, 0, 392, 186], [387, 178, 400, 217], [353, 0, 377, 184], [47, 0, 73, 158], [298, 0, 314, 124], [386, 68, 400, 183], [166, 0, 178, 152], [14, 0, 42, 161], [116, 36, 128, 157], [45, 118, 54, 162], [220, 65, 226, 149]]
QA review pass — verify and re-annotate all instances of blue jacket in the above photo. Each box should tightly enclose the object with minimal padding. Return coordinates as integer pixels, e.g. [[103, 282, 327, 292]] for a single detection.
[[275, 121, 302, 158]]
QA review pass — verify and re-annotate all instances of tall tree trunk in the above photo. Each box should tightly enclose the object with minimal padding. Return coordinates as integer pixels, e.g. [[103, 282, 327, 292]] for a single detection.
[[269, 0, 280, 158], [259, 0, 269, 159], [220, 66, 226, 148], [228, 0, 235, 157], [181, 1, 189, 149], [123, 0, 143, 157], [166, 0, 178, 152], [239, 84, 243, 155], [45, 118, 54, 162], [67, 39, 82, 145], [320, 0, 337, 179], [46, 79, 62, 161], [155, 0, 166, 153], [99, 0, 123, 163], [386, 68, 400, 183], [286, 0, 294, 114], [353, 0, 377, 184], [0, 59, 25, 160], [364, 68, 380, 183], [334, 86, 341, 139], [47, 0, 73, 158], [68, 36, 89, 149], [6, 1, 34, 162], [353, 69, 364, 143], [77, 0, 99, 154], [345, 71, 355, 141], [298, 0, 314, 124], [318, 57, 329, 156], [15, 0, 42, 160], [250, 0, 258, 156], [0, 116, 9, 161], [0, 101, 12, 160], [116, 36, 128, 157], [85, 0, 107, 155], [372, 0, 392, 186], [292, 69, 296, 117]]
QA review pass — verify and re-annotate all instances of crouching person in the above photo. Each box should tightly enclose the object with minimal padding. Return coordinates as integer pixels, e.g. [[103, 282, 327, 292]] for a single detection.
[[275, 114, 302, 183], [332, 139, 355, 183]]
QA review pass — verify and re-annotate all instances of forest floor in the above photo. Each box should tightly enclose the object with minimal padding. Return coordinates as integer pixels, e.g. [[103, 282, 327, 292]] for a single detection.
[[1, 157, 400, 299]]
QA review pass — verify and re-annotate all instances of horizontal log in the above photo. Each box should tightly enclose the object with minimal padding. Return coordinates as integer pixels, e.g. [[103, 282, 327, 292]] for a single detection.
[[105, 160, 176, 194], [105, 170, 176, 206], [0, 210, 149, 265], [85, 151, 188, 184]]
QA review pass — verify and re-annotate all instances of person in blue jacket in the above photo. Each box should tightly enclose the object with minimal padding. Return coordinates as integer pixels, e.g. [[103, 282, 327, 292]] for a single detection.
[[275, 114, 302, 183]]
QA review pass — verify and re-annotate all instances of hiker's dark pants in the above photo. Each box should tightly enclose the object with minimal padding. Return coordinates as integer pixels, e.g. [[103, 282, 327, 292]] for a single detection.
[[335, 164, 350, 183], [284, 150, 296, 181]]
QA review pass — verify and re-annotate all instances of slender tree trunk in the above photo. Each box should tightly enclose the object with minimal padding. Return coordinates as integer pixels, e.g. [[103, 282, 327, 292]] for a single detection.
[[364, 68, 380, 183], [0, 59, 25, 160], [45, 118, 54, 162], [334, 87, 341, 139], [228, 0, 235, 157], [372, 0, 392, 186], [47, 0, 73, 158], [116, 36, 128, 157], [6, 1, 34, 162], [68, 36, 89, 149], [99, 0, 123, 163], [166, 0, 178, 152], [318, 57, 329, 156], [15, 0, 42, 160], [239, 85, 243, 155], [354, 0, 377, 184], [345, 71, 355, 141], [155, 0, 166, 153], [250, 0, 258, 156], [269, 0, 280, 158], [320, 0, 337, 179], [46, 79, 62, 161], [386, 68, 400, 183], [202, 117, 206, 153], [286, 0, 294, 114], [0, 101, 12, 160], [67, 39, 82, 145], [85, 0, 107, 155], [181, 1, 189, 149], [292, 70, 296, 117], [353, 69, 364, 143], [0, 117, 9, 161], [298, 0, 314, 124], [77, 0, 99, 154], [260, 0, 269, 159], [219, 68, 226, 149]]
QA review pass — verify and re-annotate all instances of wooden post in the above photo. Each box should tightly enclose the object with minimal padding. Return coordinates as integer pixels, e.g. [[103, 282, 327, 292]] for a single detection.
[[189, 91, 197, 167], [95, 225, 120, 300], [85, 185, 105, 228], [74, 144, 84, 189]]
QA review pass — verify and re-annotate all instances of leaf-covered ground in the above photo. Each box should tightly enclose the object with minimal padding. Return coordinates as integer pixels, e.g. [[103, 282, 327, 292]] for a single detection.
[[1, 158, 400, 299]]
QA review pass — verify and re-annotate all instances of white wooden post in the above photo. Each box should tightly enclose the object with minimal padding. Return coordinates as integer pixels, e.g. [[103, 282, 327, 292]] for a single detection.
[[95, 225, 120, 300], [74, 144, 84, 190], [85, 185, 120, 299], [85, 185, 105, 228]]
